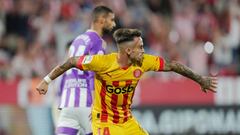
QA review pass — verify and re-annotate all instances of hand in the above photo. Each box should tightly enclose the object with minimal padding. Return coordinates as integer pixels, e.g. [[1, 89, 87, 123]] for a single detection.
[[36, 80, 49, 95], [200, 76, 218, 93]]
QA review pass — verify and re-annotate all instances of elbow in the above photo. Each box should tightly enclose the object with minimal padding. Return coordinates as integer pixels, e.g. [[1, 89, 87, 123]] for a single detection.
[[59, 57, 76, 70], [170, 61, 179, 67], [164, 60, 178, 71], [170, 61, 182, 71], [68, 57, 76, 68]]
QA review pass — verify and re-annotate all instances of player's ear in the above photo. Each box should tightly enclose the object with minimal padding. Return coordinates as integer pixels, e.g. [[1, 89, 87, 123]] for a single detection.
[[125, 47, 132, 55]]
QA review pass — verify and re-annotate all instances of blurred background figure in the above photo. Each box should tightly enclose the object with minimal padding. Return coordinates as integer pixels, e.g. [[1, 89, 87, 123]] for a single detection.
[[54, 6, 115, 135], [0, 0, 240, 135]]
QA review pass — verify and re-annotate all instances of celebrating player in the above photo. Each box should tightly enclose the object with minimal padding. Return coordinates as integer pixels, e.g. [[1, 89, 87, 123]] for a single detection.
[[37, 28, 217, 135], [54, 6, 115, 135]]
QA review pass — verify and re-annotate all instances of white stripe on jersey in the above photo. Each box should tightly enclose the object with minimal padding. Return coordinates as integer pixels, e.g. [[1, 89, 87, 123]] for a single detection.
[[80, 88, 87, 107], [60, 89, 67, 108], [68, 88, 76, 107]]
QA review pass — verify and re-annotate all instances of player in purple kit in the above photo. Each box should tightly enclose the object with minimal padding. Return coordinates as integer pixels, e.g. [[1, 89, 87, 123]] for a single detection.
[[55, 6, 116, 135]]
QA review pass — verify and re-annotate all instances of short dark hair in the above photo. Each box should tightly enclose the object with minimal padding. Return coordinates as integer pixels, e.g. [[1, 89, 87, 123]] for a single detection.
[[92, 6, 113, 22], [113, 28, 142, 44]]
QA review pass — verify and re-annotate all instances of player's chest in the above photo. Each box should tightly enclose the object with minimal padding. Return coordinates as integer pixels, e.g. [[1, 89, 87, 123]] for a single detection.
[[100, 66, 144, 81]]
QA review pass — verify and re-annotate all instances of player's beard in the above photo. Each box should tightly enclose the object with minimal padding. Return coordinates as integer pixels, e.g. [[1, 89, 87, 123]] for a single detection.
[[102, 27, 112, 35], [130, 57, 143, 67]]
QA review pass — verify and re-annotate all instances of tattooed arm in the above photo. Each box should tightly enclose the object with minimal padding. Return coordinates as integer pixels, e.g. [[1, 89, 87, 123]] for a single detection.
[[163, 60, 217, 93], [36, 57, 79, 95]]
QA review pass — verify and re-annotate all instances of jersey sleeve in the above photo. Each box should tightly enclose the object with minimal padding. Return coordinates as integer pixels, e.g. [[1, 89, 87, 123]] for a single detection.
[[76, 55, 106, 72], [142, 54, 165, 72]]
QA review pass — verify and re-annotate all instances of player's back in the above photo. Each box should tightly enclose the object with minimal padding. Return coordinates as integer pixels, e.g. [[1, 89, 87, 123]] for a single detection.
[[59, 30, 105, 108]]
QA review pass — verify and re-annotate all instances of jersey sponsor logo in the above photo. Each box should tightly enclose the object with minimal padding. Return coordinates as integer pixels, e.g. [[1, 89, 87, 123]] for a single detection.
[[106, 85, 134, 94], [83, 56, 93, 64], [63, 79, 87, 89], [133, 69, 142, 78]]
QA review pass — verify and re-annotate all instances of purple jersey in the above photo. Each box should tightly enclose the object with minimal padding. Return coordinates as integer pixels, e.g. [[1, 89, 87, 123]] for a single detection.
[[59, 30, 105, 108]]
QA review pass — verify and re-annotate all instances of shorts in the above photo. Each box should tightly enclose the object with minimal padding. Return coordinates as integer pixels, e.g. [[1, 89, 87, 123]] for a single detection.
[[56, 107, 92, 135], [92, 114, 148, 135]]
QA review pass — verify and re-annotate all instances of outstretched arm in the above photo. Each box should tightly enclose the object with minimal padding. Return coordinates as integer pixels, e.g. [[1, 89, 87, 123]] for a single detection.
[[36, 57, 79, 95], [163, 60, 217, 93]]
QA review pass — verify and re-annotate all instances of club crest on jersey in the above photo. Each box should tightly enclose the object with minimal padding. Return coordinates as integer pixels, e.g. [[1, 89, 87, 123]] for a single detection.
[[83, 56, 93, 64], [133, 69, 142, 78]]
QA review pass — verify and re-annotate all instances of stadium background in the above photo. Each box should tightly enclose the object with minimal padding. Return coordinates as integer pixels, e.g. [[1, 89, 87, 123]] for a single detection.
[[0, 0, 240, 135]]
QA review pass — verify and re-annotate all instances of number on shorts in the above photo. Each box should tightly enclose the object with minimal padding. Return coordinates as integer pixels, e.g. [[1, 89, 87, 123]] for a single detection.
[[98, 127, 110, 135]]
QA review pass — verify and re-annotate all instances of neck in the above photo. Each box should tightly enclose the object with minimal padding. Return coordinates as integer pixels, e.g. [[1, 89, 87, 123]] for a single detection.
[[117, 52, 131, 68], [90, 23, 103, 37]]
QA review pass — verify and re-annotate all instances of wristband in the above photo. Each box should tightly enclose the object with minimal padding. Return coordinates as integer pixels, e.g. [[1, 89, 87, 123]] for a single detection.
[[44, 75, 52, 84]]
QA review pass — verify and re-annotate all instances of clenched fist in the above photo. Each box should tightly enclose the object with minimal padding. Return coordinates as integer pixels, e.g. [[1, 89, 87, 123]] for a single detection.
[[36, 80, 49, 95]]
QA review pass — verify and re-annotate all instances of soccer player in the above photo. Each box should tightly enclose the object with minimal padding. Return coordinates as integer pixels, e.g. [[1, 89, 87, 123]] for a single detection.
[[37, 28, 218, 135], [54, 6, 116, 135]]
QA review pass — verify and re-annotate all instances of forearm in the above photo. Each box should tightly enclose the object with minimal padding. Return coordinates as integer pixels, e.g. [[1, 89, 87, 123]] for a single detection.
[[37, 57, 80, 95], [164, 61, 204, 85], [46, 57, 77, 81]]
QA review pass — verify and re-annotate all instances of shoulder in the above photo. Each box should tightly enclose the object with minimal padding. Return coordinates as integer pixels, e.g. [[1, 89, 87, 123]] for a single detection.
[[93, 53, 116, 60], [141, 54, 160, 69], [72, 33, 92, 46], [143, 54, 159, 62]]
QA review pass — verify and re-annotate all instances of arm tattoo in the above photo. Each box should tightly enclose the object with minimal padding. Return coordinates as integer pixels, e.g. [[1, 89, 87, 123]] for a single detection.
[[48, 57, 77, 80], [165, 60, 204, 85]]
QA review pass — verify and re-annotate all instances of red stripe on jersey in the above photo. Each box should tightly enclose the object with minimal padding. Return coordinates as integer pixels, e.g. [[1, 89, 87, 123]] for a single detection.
[[100, 81, 108, 122], [125, 80, 132, 86], [158, 57, 165, 71], [123, 80, 132, 122], [112, 81, 119, 87], [76, 56, 85, 70], [122, 94, 129, 122], [111, 81, 120, 123], [111, 94, 119, 123]]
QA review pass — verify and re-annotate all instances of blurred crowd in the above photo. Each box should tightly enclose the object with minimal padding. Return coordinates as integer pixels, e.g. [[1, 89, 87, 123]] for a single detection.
[[0, 0, 240, 81]]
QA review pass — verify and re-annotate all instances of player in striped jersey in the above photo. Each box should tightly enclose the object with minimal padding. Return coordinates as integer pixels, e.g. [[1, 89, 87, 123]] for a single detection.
[[37, 28, 218, 135], [54, 6, 115, 135]]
